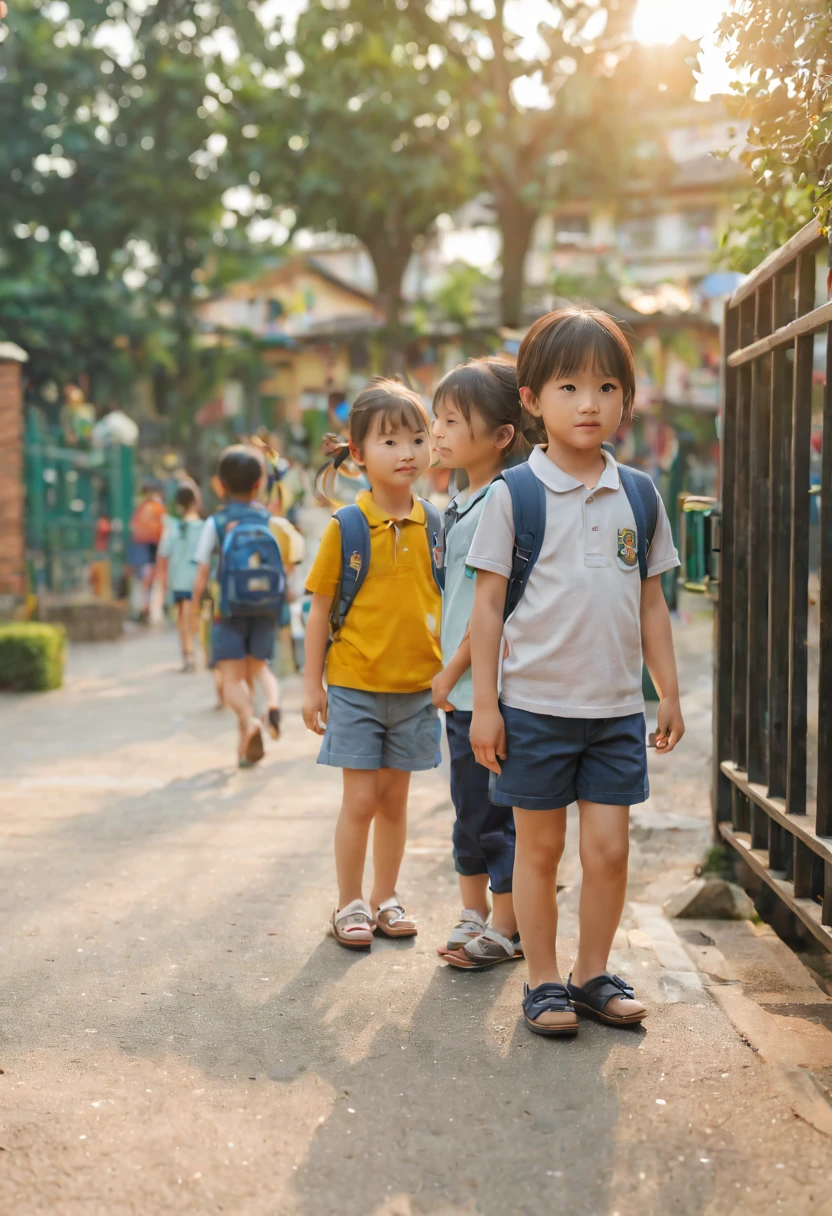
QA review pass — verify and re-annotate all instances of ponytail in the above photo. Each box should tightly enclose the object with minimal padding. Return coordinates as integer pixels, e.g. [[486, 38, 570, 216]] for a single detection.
[[315, 433, 363, 506]]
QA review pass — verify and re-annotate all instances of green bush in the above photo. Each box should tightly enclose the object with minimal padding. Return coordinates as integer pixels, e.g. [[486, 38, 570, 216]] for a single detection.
[[0, 623, 67, 691]]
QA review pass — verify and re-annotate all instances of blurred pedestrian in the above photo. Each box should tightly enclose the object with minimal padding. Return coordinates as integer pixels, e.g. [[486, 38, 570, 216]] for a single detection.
[[157, 481, 204, 672], [191, 446, 287, 767], [128, 480, 166, 623]]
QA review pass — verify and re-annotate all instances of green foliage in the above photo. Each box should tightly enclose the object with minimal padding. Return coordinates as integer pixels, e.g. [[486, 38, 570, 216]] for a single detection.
[[435, 1, 698, 325], [429, 262, 494, 329], [718, 0, 832, 270], [0, 622, 66, 691], [259, 1, 476, 330], [0, 0, 288, 410]]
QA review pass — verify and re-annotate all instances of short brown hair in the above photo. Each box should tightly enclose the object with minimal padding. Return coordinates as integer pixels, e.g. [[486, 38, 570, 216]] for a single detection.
[[217, 444, 265, 495], [517, 307, 636, 422], [348, 378, 429, 449]]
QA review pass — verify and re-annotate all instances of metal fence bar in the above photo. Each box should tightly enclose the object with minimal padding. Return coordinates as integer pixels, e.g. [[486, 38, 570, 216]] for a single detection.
[[767, 269, 794, 800], [747, 283, 773, 801], [818, 322, 832, 836], [731, 298, 755, 771], [786, 253, 815, 817], [714, 302, 739, 824]]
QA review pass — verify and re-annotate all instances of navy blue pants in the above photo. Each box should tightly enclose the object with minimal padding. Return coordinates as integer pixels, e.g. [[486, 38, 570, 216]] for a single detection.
[[445, 710, 515, 895]]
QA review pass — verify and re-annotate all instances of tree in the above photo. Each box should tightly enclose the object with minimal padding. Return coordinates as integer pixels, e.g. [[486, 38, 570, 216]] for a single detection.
[[718, 1, 832, 271], [430, 0, 697, 326], [259, 0, 477, 335], [0, 0, 287, 413]]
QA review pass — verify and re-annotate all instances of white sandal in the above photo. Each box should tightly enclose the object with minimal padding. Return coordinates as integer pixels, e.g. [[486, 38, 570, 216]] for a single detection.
[[331, 899, 375, 949], [445, 908, 488, 952], [374, 896, 417, 938]]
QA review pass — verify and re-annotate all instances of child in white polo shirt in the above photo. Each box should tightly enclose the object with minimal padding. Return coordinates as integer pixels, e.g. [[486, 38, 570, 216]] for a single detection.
[[468, 307, 684, 1037]]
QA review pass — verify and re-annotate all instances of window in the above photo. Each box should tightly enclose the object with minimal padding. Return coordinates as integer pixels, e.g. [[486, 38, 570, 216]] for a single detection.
[[679, 208, 716, 252], [618, 215, 658, 253]]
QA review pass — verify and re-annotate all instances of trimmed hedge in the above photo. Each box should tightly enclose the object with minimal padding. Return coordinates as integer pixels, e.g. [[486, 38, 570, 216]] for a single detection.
[[0, 622, 67, 691]]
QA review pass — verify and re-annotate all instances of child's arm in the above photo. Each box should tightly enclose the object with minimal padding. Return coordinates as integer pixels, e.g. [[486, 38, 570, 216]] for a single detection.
[[191, 562, 210, 606], [469, 570, 508, 774], [156, 555, 169, 597], [640, 575, 685, 753], [432, 632, 470, 711], [302, 592, 332, 735]]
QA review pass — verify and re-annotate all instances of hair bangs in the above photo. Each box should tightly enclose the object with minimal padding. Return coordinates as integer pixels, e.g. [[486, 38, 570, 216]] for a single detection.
[[373, 396, 429, 437], [544, 315, 629, 386]]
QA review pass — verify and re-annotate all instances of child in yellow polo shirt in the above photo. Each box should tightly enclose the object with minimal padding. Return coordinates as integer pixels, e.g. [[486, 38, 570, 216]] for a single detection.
[[303, 380, 442, 949]]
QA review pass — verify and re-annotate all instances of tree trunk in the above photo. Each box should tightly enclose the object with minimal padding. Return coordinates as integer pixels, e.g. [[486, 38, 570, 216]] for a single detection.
[[496, 196, 539, 330], [364, 233, 413, 371]]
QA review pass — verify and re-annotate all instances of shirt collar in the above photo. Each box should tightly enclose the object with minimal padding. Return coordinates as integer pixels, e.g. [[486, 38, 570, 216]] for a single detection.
[[528, 444, 621, 493], [356, 489, 426, 527], [452, 483, 490, 518]]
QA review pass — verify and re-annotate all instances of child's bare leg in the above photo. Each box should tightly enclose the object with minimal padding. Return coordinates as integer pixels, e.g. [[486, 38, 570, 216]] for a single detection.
[[177, 601, 193, 660], [512, 807, 567, 988], [218, 659, 257, 752], [459, 873, 490, 920], [572, 801, 643, 1018], [255, 661, 280, 710], [490, 890, 517, 940], [369, 768, 411, 908], [334, 769, 380, 908]]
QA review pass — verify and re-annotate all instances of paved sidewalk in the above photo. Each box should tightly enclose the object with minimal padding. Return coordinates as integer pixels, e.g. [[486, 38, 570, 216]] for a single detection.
[[0, 615, 831, 1214]]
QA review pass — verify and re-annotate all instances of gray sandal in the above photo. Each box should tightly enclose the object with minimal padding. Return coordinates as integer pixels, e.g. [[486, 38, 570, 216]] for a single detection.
[[374, 897, 417, 938], [331, 899, 375, 949], [446, 908, 488, 952], [444, 927, 523, 970]]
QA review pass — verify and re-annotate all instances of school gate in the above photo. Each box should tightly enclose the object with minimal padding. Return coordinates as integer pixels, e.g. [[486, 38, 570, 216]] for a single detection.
[[710, 219, 832, 950]]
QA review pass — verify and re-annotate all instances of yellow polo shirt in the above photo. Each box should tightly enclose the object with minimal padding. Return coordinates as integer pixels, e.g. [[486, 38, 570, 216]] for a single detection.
[[306, 491, 442, 693]]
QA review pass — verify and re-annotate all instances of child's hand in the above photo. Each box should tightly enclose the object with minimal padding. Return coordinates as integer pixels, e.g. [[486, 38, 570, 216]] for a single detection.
[[655, 696, 684, 753], [431, 670, 456, 712], [470, 708, 506, 775], [303, 684, 328, 735]]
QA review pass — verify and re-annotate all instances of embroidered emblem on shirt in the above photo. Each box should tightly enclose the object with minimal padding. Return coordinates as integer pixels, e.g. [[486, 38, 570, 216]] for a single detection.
[[617, 527, 638, 570]]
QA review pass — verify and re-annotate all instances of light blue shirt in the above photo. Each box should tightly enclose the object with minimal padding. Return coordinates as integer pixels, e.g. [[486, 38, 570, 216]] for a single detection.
[[158, 516, 204, 597], [440, 483, 492, 712]]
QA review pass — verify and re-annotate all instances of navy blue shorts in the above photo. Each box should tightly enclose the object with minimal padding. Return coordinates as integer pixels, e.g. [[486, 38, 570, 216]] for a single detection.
[[446, 710, 515, 894], [490, 705, 649, 811], [172, 591, 192, 604], [211, 616, 276, 663]]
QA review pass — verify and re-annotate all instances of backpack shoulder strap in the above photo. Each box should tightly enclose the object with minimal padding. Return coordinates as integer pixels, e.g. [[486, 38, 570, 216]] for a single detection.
[[331, 504, 371, 633], [498, 461, 546, 620], [617, 464, 658, 581], [418, 497, 444, 592]]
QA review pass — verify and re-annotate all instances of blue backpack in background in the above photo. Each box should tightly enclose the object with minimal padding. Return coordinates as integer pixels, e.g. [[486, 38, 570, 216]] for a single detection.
[[329, 499, 443, 634], [214, 502, 287, 619], [497, 461, 658, 621]]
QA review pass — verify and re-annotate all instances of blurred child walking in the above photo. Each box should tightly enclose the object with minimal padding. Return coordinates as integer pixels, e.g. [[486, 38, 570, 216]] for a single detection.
[[431, 358, 541, 969], [192, 446, 287, 767], [157, 480, 204, 672], [303, 381, 442, 948], [468, 308, 684, 1036]]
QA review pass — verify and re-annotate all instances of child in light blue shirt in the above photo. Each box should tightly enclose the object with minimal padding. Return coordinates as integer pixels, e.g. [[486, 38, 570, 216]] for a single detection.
[[157, 481, 204, 672]]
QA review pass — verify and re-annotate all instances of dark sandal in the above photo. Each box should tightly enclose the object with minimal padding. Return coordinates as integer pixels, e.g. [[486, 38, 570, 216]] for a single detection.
[[265, 708, 281, 740], [522, 982, 579, 1037], [566, 972, 647, 1025]]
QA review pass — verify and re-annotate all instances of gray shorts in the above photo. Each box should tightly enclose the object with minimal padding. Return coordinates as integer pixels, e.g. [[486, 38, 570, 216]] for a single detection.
[[318, 686, 441, 772]]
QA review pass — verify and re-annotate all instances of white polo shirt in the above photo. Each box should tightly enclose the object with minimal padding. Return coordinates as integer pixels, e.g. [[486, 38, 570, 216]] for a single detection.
[[466, 445, 680, 719]]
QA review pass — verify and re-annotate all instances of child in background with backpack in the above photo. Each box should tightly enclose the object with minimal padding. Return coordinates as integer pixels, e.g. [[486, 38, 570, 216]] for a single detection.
[[192, 446, 287, 767], [468, 308, 684, 1037], [157, 480, 204, 672], [303, 380, 442, 949], [431, 358, 542, 969]]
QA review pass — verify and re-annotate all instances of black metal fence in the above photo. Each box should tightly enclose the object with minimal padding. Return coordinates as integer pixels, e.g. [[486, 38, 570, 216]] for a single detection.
[[715, 219, 832, 949]]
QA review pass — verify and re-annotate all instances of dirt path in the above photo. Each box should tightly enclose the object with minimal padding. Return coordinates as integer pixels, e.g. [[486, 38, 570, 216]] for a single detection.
[[0, 617, 830, 1214]]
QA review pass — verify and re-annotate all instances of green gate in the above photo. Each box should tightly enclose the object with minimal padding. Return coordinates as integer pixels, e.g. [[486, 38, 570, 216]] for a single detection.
[[24, 410, 134, 597]]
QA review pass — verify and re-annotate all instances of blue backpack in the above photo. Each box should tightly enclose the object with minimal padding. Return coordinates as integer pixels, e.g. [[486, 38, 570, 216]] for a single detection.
[[214, 502, 287, 619], [330, 499, 443, 634], [498, 461, 658, 621]]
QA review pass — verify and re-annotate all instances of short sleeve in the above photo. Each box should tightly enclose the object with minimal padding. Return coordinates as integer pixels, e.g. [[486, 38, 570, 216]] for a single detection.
[[157, 517, 174, 560], [646, 489, 680, 577], [466, 481, 515, 578], [194, 518, 218, 566], [305, 518, 343, 597]]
